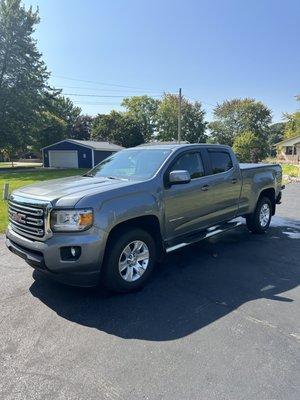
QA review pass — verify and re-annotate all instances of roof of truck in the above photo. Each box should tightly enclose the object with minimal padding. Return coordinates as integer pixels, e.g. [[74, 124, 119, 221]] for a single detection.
[[136, 143, 230, 150]]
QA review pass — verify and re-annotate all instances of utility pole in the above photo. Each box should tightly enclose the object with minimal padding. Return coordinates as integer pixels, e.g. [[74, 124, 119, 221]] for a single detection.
[[178, 88, 182, 143]]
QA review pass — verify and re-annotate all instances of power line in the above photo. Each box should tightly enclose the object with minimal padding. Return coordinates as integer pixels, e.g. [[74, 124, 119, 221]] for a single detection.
[[187, 96, 217, 108], [51, 74, 163, 91], [73, 101, 123, 105], [63, 93, 163, 98], [65, 91, 214, 105], [51, 74, 218, 107], [57, 85, 161, 94], [52, 75, 217, 109]]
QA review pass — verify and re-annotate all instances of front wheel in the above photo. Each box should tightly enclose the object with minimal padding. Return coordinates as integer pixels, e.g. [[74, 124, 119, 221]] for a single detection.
[[246, 196, 272, 234], [102, 228, 157, 293]]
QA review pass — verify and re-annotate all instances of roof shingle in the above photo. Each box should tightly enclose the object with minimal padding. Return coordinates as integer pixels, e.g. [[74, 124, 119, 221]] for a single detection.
[[42, 139, 123, 151]]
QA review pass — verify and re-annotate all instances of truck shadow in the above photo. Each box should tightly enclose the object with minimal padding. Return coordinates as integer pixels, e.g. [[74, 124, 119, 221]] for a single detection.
[[30, 220, 300, 341]]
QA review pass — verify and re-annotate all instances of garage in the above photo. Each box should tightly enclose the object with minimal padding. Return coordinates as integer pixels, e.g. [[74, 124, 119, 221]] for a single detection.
[[42, 139, 123, 169], [48, 150, 78, 168]]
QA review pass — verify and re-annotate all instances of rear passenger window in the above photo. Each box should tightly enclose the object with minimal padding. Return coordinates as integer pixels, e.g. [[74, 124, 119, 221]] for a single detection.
[[171, 152, 204, 179], [209, 151, 233, 174]]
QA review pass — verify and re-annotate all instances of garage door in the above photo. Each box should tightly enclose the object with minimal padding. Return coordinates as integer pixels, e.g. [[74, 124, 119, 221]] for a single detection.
[[49, 150, 78, 168]]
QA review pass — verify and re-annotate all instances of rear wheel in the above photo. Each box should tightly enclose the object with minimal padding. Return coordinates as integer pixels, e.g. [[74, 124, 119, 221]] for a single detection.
[[102, 228, 156, 292], [246, 196, 272, 234]]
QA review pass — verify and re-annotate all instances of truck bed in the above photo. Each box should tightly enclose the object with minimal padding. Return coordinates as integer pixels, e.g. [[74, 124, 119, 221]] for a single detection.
[[239, 163, 279, 170]]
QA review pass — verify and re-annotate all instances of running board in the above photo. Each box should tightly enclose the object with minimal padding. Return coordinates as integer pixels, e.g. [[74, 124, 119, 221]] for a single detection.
[[165, 221, 243, 253]]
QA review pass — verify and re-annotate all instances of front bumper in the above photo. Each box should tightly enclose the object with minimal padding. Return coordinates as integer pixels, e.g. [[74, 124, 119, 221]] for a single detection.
[[6, 226, 107, 287], [276, 186, 285, 205]]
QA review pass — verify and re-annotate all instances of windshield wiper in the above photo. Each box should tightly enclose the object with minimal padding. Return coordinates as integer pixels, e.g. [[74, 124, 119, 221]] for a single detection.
[[83, 174, 128, 180], [107, 176, 129, 181]]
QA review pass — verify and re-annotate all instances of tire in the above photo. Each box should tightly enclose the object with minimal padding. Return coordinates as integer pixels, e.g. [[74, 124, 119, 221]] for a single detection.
[[102, 228, 157, 293], [246, 196, 272, 234]]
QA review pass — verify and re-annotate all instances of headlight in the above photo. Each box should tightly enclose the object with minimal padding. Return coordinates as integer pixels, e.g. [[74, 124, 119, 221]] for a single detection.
[[51, 209, 93, 232]]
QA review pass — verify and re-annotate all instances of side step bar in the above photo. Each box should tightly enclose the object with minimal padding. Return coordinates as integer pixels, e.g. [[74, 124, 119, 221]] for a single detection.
[[165, 221, 243, 253]]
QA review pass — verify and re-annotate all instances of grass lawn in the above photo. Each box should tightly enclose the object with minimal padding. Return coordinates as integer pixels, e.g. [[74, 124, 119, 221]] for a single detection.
[[0, 168, 88, 233], [0, 161, 43, 168], [281, 164, 300, 177]]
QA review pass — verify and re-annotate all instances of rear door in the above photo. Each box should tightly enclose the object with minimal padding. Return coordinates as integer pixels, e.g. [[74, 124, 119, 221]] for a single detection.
[[202, 148, 242, 224]]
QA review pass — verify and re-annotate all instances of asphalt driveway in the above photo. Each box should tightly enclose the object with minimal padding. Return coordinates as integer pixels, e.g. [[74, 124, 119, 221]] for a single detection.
[[0, 185, 299, 400]]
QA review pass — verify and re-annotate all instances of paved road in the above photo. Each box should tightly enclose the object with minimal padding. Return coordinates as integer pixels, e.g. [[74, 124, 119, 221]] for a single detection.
[[1, 185, 299, 400]]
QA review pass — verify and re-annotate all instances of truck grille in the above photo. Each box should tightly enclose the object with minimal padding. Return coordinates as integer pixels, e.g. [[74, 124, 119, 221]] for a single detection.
[[8, 200, 46, 239]]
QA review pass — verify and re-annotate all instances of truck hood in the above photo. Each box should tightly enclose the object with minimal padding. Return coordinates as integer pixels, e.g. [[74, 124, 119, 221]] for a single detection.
[[12, 175, 137, 207]]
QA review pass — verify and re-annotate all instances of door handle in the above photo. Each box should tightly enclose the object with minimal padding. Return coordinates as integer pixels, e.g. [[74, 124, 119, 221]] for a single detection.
[[231, 178, 237, 184], [201, 185, 209, 191]]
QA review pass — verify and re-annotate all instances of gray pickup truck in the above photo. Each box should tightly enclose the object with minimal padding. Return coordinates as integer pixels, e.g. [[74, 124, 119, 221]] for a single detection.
[[6, 144, 283, 292]]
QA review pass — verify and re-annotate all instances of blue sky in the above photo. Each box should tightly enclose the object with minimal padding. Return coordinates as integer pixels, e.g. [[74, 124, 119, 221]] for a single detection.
[[24, 0, 300, 122]]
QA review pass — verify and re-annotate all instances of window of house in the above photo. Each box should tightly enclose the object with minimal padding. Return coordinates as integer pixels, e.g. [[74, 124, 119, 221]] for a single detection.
[[285, 146, 296, 155], [171, 152, 205, 179], [208, 151, 233, 174]]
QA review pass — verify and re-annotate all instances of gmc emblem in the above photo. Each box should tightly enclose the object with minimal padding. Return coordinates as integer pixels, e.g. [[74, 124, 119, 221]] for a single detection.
[[11, 211, 26, 224]]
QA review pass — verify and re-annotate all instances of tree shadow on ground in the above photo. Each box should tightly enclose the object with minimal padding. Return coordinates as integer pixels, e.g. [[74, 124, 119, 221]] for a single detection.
[[30, 221, 300, 341]]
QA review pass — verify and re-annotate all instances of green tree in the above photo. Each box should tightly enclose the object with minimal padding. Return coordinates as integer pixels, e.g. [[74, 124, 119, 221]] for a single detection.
[[92, 111, 144, 147], [209, 98, 272, 146], [44, 95, 81, 137], [283, 112, 300, 139], [122, 95, 159, 142], [233, 131, 267, 163], [281, 96, 300, 139], [268, 122, 285, 156], [32, 111, 67, 150], [156, 94, 207, 143], [69, 114, 93, 140], [29, 93, 83, 147], [0, 0, 49, 163]]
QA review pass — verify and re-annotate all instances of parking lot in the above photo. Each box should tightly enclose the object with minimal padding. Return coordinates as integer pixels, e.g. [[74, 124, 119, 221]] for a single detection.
[[0, 184, 299, 400]]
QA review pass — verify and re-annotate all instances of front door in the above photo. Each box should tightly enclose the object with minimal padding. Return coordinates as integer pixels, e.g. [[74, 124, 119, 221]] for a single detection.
[[163, 150, 211, 240]]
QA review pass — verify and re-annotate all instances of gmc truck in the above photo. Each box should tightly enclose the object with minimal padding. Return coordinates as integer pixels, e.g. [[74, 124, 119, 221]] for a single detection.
[[6, 144, 283, 292]]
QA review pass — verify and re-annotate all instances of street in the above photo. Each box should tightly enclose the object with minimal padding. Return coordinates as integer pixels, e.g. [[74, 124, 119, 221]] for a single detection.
[[0, 184, 299, 400]]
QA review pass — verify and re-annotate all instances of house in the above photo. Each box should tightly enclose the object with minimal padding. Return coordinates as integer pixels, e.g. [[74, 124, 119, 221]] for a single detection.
[[275, 135, 300, 164], [42, 139, 123, 168]]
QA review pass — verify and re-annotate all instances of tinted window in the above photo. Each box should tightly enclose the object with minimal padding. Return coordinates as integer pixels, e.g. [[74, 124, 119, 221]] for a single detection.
[[171, 152, 204, 179], [209, 151, 233, 174]]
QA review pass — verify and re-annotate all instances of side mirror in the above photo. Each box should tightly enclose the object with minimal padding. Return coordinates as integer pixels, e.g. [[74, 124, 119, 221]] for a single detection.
[[169, 170, 191, 185]]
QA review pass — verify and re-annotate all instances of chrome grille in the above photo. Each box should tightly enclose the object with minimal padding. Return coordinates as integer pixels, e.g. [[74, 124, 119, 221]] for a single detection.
[[8, 200, 46, 239]]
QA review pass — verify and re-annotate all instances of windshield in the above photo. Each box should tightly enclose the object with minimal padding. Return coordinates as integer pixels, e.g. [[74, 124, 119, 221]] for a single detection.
[[86, 148, 172, 180]]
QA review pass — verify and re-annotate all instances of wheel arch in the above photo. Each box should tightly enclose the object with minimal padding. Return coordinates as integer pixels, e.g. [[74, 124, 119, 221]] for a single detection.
[[258, 187, 276, 215], [105, 215, 164, 261]]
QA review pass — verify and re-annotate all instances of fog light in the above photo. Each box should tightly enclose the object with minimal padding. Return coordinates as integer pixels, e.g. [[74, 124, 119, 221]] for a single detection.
[[60, 246, 81, 261]]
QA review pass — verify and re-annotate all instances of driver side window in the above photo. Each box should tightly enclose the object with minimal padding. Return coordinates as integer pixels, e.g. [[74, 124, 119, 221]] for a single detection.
[[171, 152, 204, 179]]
